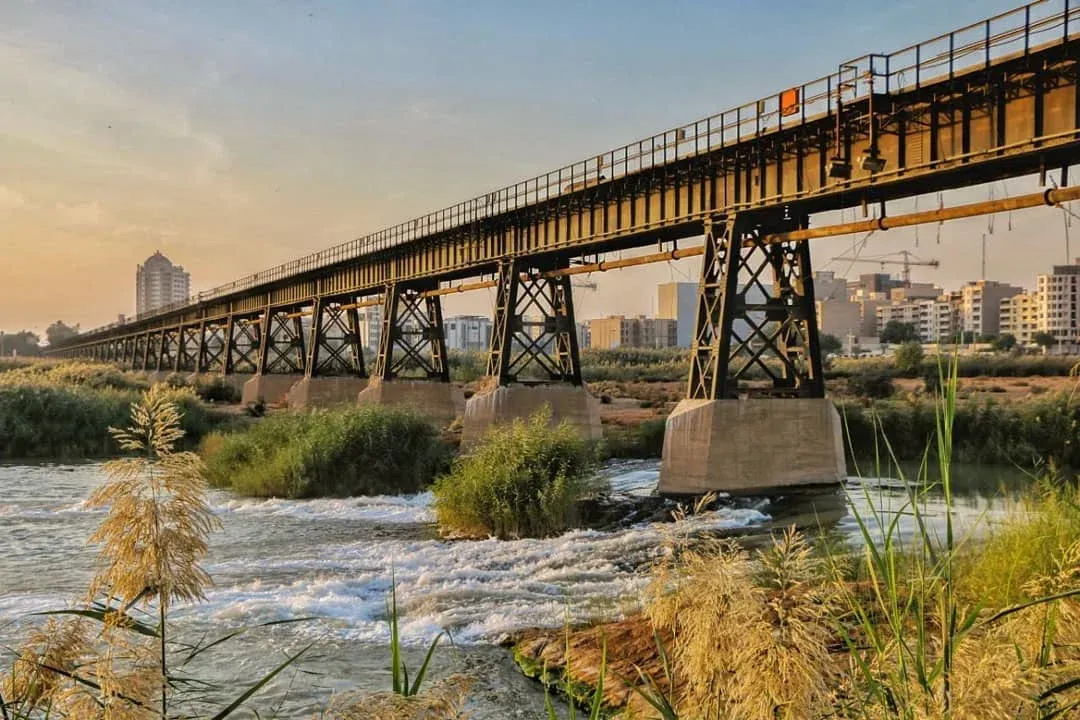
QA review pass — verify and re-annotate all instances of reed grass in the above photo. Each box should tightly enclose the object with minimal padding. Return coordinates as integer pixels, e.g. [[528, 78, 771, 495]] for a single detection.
[[632, 358, 1080, 719], [0, 386, 303, 719]]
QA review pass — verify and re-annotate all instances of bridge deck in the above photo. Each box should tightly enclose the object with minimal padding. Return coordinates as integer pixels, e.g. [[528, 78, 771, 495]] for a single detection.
[[58, 1, 1080, 349]]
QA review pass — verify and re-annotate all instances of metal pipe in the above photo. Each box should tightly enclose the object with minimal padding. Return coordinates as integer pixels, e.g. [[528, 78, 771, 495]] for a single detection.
[[769, 184, 1080, 243]]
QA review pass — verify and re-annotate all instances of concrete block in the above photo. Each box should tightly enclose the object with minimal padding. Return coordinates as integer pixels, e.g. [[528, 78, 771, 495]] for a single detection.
[[241, 373, 301, 406], [218, 373, 254, 395], [461, 384, 602, 449], [356, 378, 464, 427], [659, 398, 845, 495], [287, 376, 369, 409]]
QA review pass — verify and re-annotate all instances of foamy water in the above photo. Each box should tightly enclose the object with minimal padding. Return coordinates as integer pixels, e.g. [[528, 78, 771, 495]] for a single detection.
[[0, 460, 768, 717], [0, 459, 1024, 717]]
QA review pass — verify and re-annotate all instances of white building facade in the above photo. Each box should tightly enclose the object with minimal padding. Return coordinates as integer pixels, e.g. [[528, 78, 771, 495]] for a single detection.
[[135, 251, 190, 315]]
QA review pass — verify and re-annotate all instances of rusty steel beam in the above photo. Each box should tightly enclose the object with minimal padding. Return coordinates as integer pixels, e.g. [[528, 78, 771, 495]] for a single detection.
[[228, 183, 1080, 319], [770, 184, 1080, 243]]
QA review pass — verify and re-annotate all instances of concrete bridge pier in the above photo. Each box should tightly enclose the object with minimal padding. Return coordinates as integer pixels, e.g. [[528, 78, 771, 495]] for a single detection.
[[241, 373, 302, 406], [355, 283, 464, 427], [286, 298, 370, 409], [658, 211, 845, 495], [462, 259, 601, 448], [660, 398, 845, 494]]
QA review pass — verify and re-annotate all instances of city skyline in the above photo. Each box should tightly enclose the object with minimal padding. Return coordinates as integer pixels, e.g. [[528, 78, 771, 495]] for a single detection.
[[4, 0, 1074, 336]]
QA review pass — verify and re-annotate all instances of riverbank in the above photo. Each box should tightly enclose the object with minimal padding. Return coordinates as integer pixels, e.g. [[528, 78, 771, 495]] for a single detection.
[[510, 476, 1080, 718]]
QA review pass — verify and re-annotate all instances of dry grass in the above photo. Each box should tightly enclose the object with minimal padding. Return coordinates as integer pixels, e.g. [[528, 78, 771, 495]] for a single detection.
[[320, 675, 473, 719], [646, 527, 841, 720]]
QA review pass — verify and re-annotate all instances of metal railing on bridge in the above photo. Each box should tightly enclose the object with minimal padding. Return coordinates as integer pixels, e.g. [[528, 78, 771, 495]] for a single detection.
[[78, 0, 1080, 341]]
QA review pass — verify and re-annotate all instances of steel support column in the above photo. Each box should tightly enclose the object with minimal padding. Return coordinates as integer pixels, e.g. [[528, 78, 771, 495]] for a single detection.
[[261, 310, 306, 374], [229, 317, 262, 374], [305, 298, 366, 378], [687, 210, 824, 400], [177, 325, 199, 373], [486, 258, 582, 386], [197, 323, 227, 374], [372, 283, 449, 381]]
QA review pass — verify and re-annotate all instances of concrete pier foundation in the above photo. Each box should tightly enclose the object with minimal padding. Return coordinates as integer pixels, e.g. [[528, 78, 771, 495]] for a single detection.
[[461, 384, 602, 449], [287, 376, 369, 409], [241, 374, 301, 406], [356, 378, 464, 427], [659, 398, 845, 495]]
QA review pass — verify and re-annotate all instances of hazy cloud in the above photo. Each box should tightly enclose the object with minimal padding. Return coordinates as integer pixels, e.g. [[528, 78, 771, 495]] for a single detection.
[[0, 185, 26, 211]]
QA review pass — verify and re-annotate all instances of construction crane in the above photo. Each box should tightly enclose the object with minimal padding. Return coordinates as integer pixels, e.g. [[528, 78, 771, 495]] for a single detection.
[[829, 250, 939, 285]]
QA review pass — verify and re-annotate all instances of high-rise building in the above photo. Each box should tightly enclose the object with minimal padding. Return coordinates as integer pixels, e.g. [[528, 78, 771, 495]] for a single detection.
[[1036, 260, 1080, 348], [959, 280, 1023, 338], [444, 315, 492, 351], [656, 282, 697, 347], [136, 251, 190, 315]]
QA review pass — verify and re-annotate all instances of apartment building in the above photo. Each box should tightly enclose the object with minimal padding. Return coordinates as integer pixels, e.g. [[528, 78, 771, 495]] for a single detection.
[[875, 292, 960, 343], [588, 315, 678, 349], [1000, 292, 1040, 344], [959, 280, 1023, 338], [444, 315, 492, 351], [1037, 261, 1080, 348]]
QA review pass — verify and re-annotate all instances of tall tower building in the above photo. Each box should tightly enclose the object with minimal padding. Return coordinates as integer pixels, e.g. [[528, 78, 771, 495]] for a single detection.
[[136, 251, 191, 315]]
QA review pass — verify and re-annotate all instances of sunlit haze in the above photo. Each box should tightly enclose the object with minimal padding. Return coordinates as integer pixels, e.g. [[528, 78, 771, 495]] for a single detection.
[[3, 0, 1070, 337]]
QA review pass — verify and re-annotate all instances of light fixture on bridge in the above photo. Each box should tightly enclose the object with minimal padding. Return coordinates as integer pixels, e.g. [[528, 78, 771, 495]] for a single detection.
[[857, 146, 886, 174], [826, 157, 852, 180]]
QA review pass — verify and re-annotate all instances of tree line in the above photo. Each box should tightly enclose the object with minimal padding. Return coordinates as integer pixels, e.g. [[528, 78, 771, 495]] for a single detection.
[[0, 321, 80, 357]]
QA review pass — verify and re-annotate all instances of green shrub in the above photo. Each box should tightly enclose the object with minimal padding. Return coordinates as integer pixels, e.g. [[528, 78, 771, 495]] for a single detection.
[[0, 382, 219, 459], [893, 342, 924, 376], [0, 384, 133, 458], [828, 354, 1080, 379], [839, 392, 1080, 468], [448, 350, 487, 383], [202, 405, 449, 497], [194, 376, 241, 403], [432, 408, 601, 539], [602, 419, 667, 459], [846, 370, 896, 399]]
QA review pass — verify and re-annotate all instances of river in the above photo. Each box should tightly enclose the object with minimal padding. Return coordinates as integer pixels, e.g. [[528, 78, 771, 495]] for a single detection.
[[0, 460, 1029, 717]]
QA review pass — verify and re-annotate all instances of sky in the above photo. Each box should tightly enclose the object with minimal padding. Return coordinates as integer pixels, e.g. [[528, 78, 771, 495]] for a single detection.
[[1, 0, 1074, 338]]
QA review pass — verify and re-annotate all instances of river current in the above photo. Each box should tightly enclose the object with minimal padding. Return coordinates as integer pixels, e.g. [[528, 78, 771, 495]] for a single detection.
[[0, 460, 1025, 717]]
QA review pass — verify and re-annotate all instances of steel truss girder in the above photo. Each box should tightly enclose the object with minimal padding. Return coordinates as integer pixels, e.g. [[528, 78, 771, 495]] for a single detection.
[[158, 329, 180, 372], [198, 323, 227, 373], [226, 317, 261, 374], [373, 283, 448, 381], [486, 258, 582, 386], [176, 325, 201, 373], [260, 311, 306, 374], [687, 210, 824, 400], [306, 299, 366, 378]]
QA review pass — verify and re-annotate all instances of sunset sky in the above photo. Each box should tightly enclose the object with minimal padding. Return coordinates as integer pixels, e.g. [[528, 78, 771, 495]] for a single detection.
[[2, 0, 1073, 338]]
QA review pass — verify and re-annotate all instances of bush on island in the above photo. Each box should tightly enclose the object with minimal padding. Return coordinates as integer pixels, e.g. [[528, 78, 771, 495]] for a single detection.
[[201, 405, 448, 498], [432, 407, 601, 539]]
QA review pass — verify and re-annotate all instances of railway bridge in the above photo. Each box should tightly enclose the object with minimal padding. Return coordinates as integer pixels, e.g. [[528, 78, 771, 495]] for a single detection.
[[52, 2, 1080, 493]]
